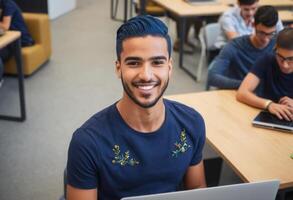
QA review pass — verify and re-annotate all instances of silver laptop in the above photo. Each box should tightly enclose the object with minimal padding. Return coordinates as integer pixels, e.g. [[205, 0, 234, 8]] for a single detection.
[[252, 111, 293, 133], [184, 0, 218, 5], [122, 180, 280, 200]]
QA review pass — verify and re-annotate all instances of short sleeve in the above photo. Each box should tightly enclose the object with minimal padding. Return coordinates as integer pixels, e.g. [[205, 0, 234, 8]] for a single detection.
[[190, 114, 206, 166], [220, 13, 237, 33], [276, 19, 284, 32], [66, 128, 99, 189], [2, 0, 16, 17]]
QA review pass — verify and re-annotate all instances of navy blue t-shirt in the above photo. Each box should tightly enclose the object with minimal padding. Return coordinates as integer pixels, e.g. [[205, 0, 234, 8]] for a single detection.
[[208, 35, 275, 89], [251, 53, 293, 102], [67, 99, 206, 200], [1, 0, 34, 46]]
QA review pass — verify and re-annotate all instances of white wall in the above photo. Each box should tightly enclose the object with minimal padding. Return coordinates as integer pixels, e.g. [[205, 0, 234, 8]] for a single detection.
[[48, 0, 76, 20]]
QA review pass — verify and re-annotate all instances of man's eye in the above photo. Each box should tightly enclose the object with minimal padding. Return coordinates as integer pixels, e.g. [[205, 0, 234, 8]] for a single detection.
[[153, 60, 165, 65], [127, 61, 140, 66], [287, 57, 293, 62]]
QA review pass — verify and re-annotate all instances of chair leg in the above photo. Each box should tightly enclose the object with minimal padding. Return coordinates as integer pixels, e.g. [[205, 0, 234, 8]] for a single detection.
[[197, 30, 206, 82], [130, 0, 133, 18], [114, 0, 119, 19], [110, 0, 120, 20]]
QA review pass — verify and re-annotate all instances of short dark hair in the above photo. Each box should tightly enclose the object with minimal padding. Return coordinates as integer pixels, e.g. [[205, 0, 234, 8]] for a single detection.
[[254, 5, 278, 27], [116, 15, 172, 61], [276, 28, 293, 50], [238, 0, 258, 5]]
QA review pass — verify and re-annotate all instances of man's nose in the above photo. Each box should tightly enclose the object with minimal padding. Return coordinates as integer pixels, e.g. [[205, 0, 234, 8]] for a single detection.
[[139, 63, 153, 80]]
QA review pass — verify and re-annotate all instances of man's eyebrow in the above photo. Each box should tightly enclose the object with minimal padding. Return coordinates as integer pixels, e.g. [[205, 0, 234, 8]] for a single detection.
[[149, 56, 167, 61], [124, 56, 167, 62], [124, 57, 142, 62]]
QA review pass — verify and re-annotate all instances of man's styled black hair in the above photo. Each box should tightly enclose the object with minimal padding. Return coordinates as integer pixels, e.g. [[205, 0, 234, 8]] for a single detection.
[[254, 5, 278, 27], [116, 15, 172, 61], [238, 0, 258, 5], [276, 28, 293, 50]]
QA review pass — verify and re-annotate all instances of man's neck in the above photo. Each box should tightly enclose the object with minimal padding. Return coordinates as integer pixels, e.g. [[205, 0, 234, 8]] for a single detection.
[[250, 35, 266, 49], [116, 96, 165, 133]]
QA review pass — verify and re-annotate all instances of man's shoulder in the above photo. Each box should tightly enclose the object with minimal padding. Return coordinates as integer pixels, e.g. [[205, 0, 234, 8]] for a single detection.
[[164, 99, 204, 121], [221, 7, 239, 21], [2, 0, 18, 14], [77, 103, 117, 134]]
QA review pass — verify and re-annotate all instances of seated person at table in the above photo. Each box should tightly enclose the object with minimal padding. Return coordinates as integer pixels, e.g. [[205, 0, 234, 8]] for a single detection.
[[215, 0, 283, 48], [236, 28, 293, 121], [66, 15, 206, 200], [207, 6, 278, 89], [0, 0, 34, 60]]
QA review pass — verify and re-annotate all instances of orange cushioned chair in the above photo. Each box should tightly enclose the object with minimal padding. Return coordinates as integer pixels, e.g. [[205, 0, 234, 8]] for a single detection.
[[4, 13, 52, 76]]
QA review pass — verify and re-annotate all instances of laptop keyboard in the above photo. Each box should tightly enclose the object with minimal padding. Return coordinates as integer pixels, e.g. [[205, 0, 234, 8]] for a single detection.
[[263, 112, 293, 127]]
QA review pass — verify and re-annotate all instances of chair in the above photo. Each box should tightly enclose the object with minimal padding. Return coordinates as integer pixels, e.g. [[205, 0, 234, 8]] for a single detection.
[[4, 13, 52, 76], [133, 0, 166, 17], [197, 23, 221, 82]]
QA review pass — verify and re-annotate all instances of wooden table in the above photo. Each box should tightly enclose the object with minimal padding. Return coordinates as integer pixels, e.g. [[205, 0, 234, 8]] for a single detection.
[[166, 90, 293, 190], [279, 10, 293, 24], [0, 31, 26, 121]]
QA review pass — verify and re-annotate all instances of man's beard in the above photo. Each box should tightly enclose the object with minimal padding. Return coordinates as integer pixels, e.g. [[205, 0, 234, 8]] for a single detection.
[[120, 74, 169, 109]]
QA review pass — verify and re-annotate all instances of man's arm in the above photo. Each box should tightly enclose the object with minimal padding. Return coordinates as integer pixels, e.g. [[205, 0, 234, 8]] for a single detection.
[[207, 45, 241, 89], [67, 185, 97, 200], [208, 61, 241, 89], [224, 31, 238, 41], [237, 73, 293, 121], [0, 16, 12, 31], [184, 160, 206, 189], [219, 12, 239, 41]]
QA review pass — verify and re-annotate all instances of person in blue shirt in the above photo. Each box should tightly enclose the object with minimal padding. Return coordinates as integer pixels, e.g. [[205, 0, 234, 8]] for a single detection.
[[0, 0, 34, 47], [66, 15, 206, 200], [207, 5, 279, 90], [237, 28, 293, 121]]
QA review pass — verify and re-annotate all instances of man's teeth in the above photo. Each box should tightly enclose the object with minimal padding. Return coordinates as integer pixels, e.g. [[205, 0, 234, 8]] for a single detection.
[[138, 85, 154, 90]]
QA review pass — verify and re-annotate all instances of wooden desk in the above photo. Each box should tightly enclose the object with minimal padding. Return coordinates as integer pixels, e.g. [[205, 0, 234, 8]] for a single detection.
[[0, 31, 26, 121], [279, 10, 293, 24], [166, 90, 293, 189]]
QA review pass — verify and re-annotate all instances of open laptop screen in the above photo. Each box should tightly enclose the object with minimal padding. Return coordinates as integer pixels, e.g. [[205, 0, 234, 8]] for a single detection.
[[122, 180, 280, 200], [252, 111, 293, 133]]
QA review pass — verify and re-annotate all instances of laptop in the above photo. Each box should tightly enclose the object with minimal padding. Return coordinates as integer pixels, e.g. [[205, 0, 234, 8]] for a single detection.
[[184, 0, 219, 5], [252, 111, 293, 133], [122, 180, 280, 200]]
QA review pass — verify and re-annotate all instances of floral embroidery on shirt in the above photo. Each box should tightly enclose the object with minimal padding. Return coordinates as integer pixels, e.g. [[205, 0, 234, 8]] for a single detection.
[[172, 129, 191, 158], [112, 145, 139, 166]]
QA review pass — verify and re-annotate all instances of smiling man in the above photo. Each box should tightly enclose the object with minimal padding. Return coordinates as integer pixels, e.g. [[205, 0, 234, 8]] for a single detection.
[[237, 28, 293, 121], [66, 15, 206, 200]]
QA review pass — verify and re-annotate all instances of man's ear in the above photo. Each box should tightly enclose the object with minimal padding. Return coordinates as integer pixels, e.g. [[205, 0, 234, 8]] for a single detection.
[[168, 58, 173, 77], [115, 60, 121, 78]]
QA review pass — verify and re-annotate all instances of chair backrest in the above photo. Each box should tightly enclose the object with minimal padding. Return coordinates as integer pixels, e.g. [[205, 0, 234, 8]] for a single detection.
[[197, 23, 221, 83], [201, 23, 221, 50]]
